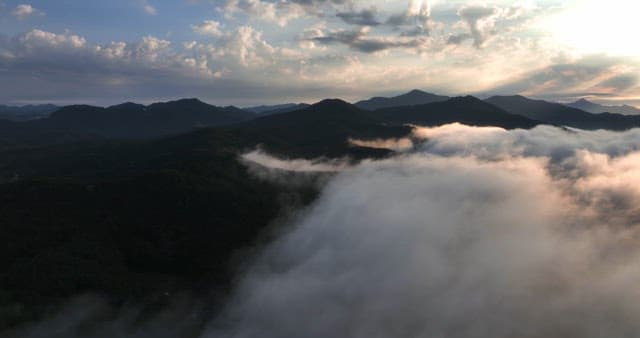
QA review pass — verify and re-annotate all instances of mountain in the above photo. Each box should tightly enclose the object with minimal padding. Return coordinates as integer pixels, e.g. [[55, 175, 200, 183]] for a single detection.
[[232, 99, 412, 158], [24, 98, 255, 140], [0, 100, 415, 326], [355, 89, 450, 110], [244, 103, 310, 115], [486, 95, 640, 130], [0, 128, 312, 328], [366, 96, 540, 129], [0, 119, 100, 150], [0, 104, 58, 121], [566, 98, 640, 115]]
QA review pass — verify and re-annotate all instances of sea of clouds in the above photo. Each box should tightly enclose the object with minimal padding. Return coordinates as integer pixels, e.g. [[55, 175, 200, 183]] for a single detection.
[[9, 123, 640, 338]]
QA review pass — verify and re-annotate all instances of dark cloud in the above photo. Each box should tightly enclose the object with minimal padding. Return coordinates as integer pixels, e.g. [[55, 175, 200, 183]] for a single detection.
[[290, 0, 350, 5], [449, 5, 498, 48], [310, 28, 425, 53], [336, 8, 380, 26], [446, 33, 471, 45], [598, 75, 638, 92], [399, 26, 429, 37], [385, 0, 431, 37]]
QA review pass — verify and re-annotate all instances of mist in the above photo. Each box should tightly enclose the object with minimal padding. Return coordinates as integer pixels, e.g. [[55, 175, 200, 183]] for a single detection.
[[211, 124, 640, 338], [8, 124, 640, 337]]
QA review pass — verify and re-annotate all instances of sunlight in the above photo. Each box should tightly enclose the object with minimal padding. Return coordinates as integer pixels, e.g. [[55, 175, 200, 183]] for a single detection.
[[544, 0, 640, 57]]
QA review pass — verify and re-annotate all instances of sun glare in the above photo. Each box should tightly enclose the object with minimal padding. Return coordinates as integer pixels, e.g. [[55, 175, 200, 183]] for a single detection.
[[545, 0, 640, 57]]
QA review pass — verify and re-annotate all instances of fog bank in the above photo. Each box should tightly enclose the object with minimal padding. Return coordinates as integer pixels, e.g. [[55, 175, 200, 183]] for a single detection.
[[211, 124, 640, 338]]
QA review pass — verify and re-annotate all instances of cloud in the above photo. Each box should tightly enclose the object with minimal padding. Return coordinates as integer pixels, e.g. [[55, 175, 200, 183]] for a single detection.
[[449, 5, 498, 48], [142, 0, 157, 15], [11, 3, 44, 20], [192, 20, 224, 37], [223, 0, 307, 27], [348, 137, 414, 151], [15, 29, 87, 51], [206, 124, 640, 337], [0, 2, 637, 106], [0, 28, 299, 104], [309, 27, 427, 53], [240, 149, 348, 187], [241, 149, 349, 173], [336, 8, 380, 26], [486, 55, 640, 101], [384, 0, 432, 37], [222, 0, 356, 26], [387, 0, 430, 26]]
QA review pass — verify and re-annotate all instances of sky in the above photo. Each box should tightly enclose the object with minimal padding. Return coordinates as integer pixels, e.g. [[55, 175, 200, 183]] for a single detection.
[[0, 0, 639, 107]]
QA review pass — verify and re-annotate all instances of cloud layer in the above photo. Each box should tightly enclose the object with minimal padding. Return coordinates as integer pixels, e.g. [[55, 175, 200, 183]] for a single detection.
[[209, 124, 640, 337]]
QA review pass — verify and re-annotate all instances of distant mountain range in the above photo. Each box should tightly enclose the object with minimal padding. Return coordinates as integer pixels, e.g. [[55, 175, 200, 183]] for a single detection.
[[0, 104, 58, 121], [355, 89, 450, 110], [566, 98, 640, 115], [244, 103, 310, 115], [0, 99, 255, 147], [4, 90, 640, 151], [233, 99, 411, 158], [486, 95, 640, 130], [367, 96, 538, 130]]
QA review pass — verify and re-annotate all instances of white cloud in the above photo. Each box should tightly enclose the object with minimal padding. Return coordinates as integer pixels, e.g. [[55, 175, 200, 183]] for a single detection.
[[142, 0, 157, 15], [223, 0, 319, 26], [207, 124, 640, 337], [11, 3, 44, 20], [192, 20, 224, 37], [19, 29, 86, 50]]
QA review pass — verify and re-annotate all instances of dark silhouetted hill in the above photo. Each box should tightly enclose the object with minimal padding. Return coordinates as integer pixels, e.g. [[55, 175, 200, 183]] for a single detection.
[[232, 99, 412, 158], [0, 128, 317, 329], [486, 95, 640, 130], [355, 89, 450, 110], [567, 98, 640, 115], [32, 98, 255, 139], [0, 118, 100, 149], [0, 104, 58, 121], [366, 96, 540, 129], [244, 103, 310, 115]]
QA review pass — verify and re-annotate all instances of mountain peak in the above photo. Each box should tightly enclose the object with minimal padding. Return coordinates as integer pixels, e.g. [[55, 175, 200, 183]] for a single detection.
[[355, 90, 449, 110], [312, 98, 353, 108], [146, 98, 213, 111], [173, 98, 207, 105], [566, 98, 640, 115], [108, 102, 145, 110], [405, 89, 427, 95], [450, 95, 483, 103]]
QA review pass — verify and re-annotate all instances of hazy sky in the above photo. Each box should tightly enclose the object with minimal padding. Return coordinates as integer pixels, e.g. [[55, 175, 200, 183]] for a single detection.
[[0, 0, 638, 106]]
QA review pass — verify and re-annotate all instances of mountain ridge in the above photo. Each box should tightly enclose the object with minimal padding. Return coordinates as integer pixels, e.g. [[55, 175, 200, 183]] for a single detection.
[[355, 89, 450, 110], [486, 95, 640, 130], [566, 98, 640, 115], [366, 95, 540, 129], [0, 104, 59, 121]]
